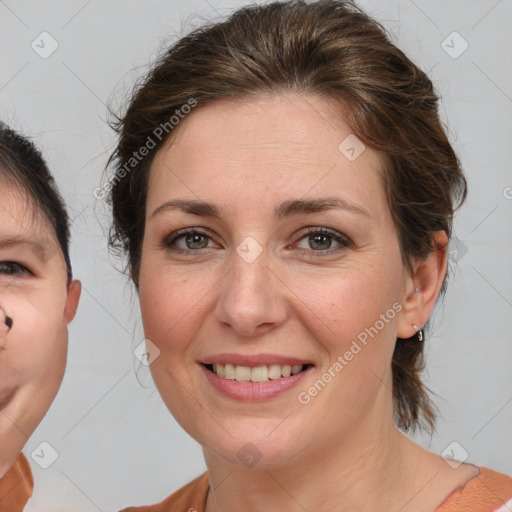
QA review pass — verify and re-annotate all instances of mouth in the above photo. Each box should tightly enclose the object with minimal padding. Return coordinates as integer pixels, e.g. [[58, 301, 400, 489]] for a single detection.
[[199, 357, 314, 400], [203, 363, 312, 382]]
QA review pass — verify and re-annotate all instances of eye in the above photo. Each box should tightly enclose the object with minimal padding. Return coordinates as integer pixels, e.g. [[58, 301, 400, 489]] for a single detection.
[[162, 229, 217, 252], [0, 261, 31, 276], [294, 228, 351, 254]]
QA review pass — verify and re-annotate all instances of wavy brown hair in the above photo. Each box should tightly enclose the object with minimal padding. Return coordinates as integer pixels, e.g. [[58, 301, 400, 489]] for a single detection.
[[107, 0, 467, 432]]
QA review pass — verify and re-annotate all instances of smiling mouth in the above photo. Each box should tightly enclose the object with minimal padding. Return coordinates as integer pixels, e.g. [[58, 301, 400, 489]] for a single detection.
[[203, 363, 312, 383]]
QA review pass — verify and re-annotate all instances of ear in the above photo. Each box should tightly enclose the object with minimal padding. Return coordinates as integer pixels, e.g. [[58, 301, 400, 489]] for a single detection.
[[64, 279, 81, 324], [397, 231, 449, 339]]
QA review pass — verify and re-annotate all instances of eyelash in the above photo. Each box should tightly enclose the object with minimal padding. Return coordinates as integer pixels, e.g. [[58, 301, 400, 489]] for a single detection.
[[0, 261, 31, 276], [161, 227, 351, 256]]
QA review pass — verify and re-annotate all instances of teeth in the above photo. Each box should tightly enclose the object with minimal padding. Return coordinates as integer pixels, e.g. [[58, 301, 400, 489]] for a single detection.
[[213, 364, 225, 378], [224, 364, 235, 380], [235, 366, 251, 381], [210, 363, 305, 382], [291, 364, 303, 375], [268, 364, 282, 380], [281, 365, 291, 378], [251, 366, 268, 382]]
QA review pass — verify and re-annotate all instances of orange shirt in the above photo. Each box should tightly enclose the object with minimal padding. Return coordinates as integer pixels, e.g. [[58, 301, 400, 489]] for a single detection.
[[120, 467, 512, 512], [435, 467, 512, 511], [0, 453, 34, 512]]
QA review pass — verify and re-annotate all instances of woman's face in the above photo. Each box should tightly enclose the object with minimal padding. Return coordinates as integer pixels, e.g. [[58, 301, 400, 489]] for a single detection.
[[0, 183, 80, 476], [139, 93, 421, 467]]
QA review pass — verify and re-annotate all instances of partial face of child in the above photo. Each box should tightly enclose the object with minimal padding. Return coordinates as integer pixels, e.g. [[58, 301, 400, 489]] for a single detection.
[[0, 181, 80, 477]]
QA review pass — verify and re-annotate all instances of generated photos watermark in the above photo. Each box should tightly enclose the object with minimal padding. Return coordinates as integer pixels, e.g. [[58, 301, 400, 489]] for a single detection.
[[297, 301, 402, 405], [94, 97, 198, 200]]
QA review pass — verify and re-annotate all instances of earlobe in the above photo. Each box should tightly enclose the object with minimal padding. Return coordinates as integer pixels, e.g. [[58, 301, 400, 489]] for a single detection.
[[397, 231, 449, 339], [64, 279, 82, 324]]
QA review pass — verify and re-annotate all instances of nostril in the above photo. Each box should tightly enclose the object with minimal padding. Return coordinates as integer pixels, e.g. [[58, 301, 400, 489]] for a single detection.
[[0, 306, 13, 331]]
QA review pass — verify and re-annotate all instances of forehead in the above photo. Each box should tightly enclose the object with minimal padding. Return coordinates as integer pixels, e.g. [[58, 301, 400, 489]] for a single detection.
[[0, 179, 54, 241], [148, 93, 387, 218]]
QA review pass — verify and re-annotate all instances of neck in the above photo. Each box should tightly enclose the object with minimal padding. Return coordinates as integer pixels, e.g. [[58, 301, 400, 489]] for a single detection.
[[203, 407, 422, 512]]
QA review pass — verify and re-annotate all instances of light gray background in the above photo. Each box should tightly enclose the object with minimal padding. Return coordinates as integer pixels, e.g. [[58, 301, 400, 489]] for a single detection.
[[1, 0, 511, 510]]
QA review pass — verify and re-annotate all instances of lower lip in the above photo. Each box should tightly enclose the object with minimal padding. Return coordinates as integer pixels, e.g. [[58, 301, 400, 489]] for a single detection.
[[0, 388, 16, 411], [201, 364, 312, 400]]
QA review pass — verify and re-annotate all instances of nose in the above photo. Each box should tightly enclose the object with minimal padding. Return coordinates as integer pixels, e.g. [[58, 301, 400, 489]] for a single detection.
[[214, 247, 288, 338], [0, 306, 13, 349]]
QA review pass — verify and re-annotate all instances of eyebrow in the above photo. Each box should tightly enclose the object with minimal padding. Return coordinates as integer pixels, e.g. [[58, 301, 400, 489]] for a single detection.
[[151, 197, 370, 220], [0, 235, 52, 258], [0, 235, 39, 248]]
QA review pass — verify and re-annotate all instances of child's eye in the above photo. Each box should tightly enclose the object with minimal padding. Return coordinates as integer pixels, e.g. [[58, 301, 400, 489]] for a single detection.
[[0, 261, 30, 276]]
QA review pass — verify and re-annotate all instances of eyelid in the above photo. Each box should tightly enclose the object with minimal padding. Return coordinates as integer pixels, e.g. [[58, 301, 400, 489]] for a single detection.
[[296, 226, 350, 241]]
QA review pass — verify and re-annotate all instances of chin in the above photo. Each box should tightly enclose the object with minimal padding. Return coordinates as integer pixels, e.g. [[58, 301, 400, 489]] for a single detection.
[[205, 439, 301, 470], [193, 415, 310, 469]]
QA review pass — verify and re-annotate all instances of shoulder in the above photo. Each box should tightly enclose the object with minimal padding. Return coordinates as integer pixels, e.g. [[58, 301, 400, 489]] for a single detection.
[[0, 453, 33, 512], [120, 472, 209, 512], [435, 466, 512, 512]]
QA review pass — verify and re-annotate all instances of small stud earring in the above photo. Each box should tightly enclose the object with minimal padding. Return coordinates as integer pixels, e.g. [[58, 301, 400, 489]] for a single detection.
[[412, 323, 423, 342]]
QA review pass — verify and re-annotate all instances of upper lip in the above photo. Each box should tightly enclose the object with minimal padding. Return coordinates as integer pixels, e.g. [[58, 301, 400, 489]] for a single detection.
[[200, 353, 314, 367]]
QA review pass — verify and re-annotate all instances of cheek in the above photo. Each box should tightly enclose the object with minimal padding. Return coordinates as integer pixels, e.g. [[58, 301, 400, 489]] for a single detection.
[[289, 260, 403, 409], [138, 265, 214, 428], [138, 263, 217, 356], [0, 299, 68, 447], [24, 320, 67, 376], [297, 260, 401, 340], [4, 296, 68, 385]]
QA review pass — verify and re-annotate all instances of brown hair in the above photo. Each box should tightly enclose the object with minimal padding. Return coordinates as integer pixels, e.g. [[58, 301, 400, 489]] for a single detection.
[[108, 0, 467, 432]]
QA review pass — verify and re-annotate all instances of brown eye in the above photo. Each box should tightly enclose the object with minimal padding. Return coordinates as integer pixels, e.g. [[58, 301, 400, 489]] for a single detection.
[[308, 233, 332, 251], [162, 229, 216, 252], [0, 261, 30, 276], [182, 233, 210, 250], [295, 228, 350, 254]]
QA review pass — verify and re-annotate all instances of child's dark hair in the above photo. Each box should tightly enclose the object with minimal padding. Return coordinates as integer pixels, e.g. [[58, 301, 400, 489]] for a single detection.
[[0, 122, 72, 283]]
